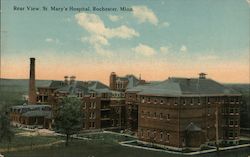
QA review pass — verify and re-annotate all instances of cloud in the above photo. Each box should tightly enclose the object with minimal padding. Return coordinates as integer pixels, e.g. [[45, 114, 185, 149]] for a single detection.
[[107, 25, 139, 39], [108, 15, 122, 22], [133, 43, 156, 56], [45, 38, 59, 44], [75, 12, 139, 56], [180, 45, 187, 52], [247, 0, 250, 5], [75, 12, 139, 39], [81, 35, 109, 46], [132, 6, 158, 25], [161, 22, 170, 27], [160, 46, 170, 53]]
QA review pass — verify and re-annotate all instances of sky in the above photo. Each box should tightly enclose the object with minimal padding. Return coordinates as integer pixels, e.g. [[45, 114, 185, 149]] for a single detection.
[[1, 0, 249, 84]]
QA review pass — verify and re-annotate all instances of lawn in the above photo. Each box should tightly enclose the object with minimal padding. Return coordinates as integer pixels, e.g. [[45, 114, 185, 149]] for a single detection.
[[0, 135, 61, 149], [2, 132, 250, 157], [77, 132, 135, 143], [3, 139, 250, 157]]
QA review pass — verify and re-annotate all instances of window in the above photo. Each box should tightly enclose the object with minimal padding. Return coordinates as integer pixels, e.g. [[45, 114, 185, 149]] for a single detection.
[[147, 97, 151, 103], [174, 98, 178, 105], [141, 110, 144, 117], [229, 131, 233, 137], [235, 108, 239, 114], [153, 131, 157, 140], [160, 113, 163, 119], [208, 108, 211, 116], [167, 114, 170, 120], [89, 112, 92, 119], [83, 102, 87, 109], [141, 129, 144, 138], [160, 100, 164, 104], [230, 120, 234, 125], [234, 120, 238, 126], [147, 130, 150, 138], [91, 93, 96, 98], [190, 98, 193, 105], [93, 102, 96, 109], [230, 108, 234, 114], [92, 122, 95, 128], [207, 97, 210, 104], [166, 133, 170, 142], [198, 98, 201, 104], [154, 112, 157, 118], [235, 132, 238, 137], [147, 112, 150, 118], [183, 99, 186, 105], [142, 97, 145, 103], [160, 132, 163, 141], [93, 112, 96, 119], [230, 97, 234, 103], [154, 99, 157, 104]]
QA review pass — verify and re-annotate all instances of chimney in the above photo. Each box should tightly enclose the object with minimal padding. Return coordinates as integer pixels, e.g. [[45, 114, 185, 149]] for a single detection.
[[28, 58, 36, 104], [199, 72, 207, 79], [109, 72, 116, 90], [64, 76, 69, 85], [69, 76, 76, 84]]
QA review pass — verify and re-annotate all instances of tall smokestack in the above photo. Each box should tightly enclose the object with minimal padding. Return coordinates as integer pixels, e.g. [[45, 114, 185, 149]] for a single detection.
[[28, 58, 36, 104]]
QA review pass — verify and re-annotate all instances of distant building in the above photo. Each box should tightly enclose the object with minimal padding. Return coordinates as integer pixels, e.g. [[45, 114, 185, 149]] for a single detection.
[[109, 72, 145, 92]]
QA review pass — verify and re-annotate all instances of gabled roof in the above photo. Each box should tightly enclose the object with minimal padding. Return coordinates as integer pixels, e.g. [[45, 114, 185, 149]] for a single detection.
[[185, 122, 202, 132], [126, 75, 140, 89]]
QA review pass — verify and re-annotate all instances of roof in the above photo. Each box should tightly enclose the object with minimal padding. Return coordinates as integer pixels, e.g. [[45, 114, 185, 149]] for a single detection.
[[22, 110, 51, 118], [138, 77, 241, 97], [49, 81, 66, 88], [88, 81, 109, 90], [11, 104, 52, 118], [126, 82, 159, 93], [11, 104, 51, 110], [185, 122, 202, 132], [126, 75, 140, 89]]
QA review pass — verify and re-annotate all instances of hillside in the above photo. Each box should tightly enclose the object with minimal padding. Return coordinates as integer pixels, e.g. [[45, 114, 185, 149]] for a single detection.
[[0, 78, 52, 108]]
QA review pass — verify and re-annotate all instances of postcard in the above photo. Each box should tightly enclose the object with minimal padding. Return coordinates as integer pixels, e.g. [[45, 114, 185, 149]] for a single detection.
[[0, 0, 249, 157]]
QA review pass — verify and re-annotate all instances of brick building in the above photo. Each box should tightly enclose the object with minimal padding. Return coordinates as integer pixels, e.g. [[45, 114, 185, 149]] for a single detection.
[[131, 73, 241, 149], [10, 105, 52, 129], [36, 76, 127, 131]]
